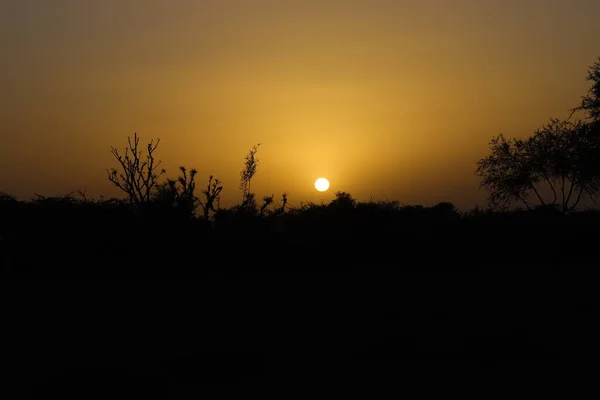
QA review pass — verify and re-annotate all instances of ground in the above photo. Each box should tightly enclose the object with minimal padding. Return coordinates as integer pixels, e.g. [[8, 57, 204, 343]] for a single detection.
[[2, 262, 597, 391]]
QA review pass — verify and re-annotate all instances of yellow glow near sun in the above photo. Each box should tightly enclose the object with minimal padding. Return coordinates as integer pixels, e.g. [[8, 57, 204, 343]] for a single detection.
[[315, 177, 330, 192]]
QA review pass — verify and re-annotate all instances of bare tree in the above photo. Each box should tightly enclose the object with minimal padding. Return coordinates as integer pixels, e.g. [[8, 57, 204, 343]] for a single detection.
[[75, 188, 90, 203], [107, 133, 166, 207], [198, 175, 223, 220]]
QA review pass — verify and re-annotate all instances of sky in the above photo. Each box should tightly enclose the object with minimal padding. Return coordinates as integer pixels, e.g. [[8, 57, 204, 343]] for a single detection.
[[1, 0, 600, 209]]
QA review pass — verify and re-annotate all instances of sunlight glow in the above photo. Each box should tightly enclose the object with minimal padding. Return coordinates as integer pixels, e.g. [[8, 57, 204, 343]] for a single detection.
[[315, 178, 330, 192]]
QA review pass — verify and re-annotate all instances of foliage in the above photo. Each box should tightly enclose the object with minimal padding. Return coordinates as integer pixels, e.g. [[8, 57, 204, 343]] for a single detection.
[[476, 134, 533, 210], [239, 143, 261, 210], [476, 120, 600, 212], [529, 119, 600, 211], [477, 58, 600, 212], [328, 191, 356, 211], [260, 194, 274, 216], [154, 166, 199, 219], [570, 56, 600, 121]]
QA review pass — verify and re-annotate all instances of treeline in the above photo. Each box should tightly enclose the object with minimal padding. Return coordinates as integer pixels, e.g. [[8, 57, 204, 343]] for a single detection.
[[2, 187, 599, 241], [1, 188, 598, 278]]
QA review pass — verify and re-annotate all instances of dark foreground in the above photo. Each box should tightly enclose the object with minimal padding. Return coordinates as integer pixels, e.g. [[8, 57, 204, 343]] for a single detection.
[[1, 235, 599, 394]]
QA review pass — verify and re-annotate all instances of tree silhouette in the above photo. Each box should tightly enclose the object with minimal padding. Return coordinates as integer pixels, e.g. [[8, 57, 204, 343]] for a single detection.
[[154, 166, 199, 219], [198, 175, 223, 220], [570, 57, 600, 121], [476, 134, 534, 211], [260, 194, 274, 216], [477, 119, 600, 212], [478, 58, 600, 212], [273, 192, 288, 215], [529, 119, 600, 211], [329, 191, 356, 210], [239, 143, 261, 210], [107, 133, 166, 208]]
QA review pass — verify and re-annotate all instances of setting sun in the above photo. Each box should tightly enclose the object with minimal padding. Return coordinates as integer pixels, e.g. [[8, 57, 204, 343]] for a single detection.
[[315, 178, 330, 192]]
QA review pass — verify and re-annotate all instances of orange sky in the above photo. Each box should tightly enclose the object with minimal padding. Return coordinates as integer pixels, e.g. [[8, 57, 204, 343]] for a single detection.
[[1, 0, 599, 209]]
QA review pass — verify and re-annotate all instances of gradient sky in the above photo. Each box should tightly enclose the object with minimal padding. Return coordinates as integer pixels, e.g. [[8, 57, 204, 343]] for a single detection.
[[1, 0, 599, 209]]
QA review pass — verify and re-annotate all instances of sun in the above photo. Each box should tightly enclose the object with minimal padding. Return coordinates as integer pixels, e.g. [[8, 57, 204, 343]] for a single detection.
[[314, 177, 330, 192]]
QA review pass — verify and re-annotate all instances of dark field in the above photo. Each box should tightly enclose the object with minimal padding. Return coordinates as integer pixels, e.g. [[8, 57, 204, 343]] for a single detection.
[[2, 241, 599, 393], [1, 197, 599, 393]]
